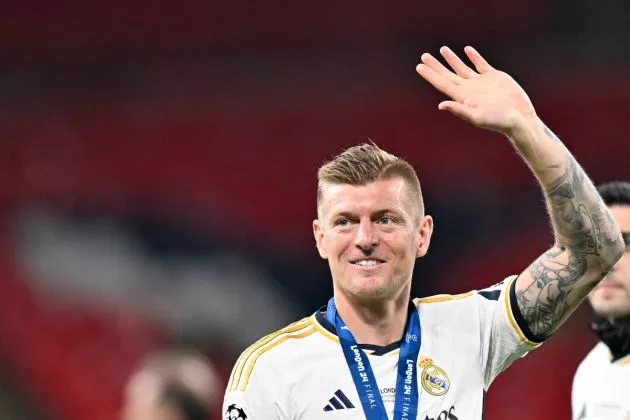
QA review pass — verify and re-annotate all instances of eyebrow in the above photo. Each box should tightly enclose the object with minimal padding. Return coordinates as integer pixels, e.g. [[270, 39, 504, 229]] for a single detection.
[[622, 231, 630, 246], [330, 209, 403, 219], [372, 209, 401, 218], [330, 211, 356, 220]]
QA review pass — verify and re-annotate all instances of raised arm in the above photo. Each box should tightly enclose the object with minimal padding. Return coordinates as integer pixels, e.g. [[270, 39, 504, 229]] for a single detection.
[[417, 46, 624, 338]]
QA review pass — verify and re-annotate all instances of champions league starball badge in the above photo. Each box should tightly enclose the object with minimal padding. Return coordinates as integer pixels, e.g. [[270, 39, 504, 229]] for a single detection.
[[225, 404, 248, 420]]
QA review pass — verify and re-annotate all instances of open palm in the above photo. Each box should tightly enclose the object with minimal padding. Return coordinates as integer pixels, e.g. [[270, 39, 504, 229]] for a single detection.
[[417, 46, 537, 136]]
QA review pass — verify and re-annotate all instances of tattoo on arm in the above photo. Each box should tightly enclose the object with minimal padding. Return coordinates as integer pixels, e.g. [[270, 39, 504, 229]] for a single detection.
[[516, 250, 589, 337], [544, 157, 598, 255], [543, 125, 561, 144], [515, 132, 623, 337]]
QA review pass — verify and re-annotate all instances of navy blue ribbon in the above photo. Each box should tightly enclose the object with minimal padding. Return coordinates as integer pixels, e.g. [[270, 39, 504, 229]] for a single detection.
[[326, 298, 421, 420]]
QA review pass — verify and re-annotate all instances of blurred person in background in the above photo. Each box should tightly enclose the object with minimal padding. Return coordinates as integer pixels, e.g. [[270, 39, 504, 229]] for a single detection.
[[572, 181, 630, 420], [222, 46, 624, 419], [122, 349, 218, 420]]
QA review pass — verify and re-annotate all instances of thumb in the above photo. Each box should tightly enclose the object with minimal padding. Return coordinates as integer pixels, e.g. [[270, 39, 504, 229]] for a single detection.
[[438, 101, 478, 125]]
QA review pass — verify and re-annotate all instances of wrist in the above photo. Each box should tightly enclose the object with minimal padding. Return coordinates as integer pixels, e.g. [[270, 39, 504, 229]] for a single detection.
[[506, 113, 543, 145]]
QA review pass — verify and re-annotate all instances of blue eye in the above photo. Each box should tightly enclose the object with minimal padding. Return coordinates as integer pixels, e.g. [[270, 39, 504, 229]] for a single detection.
[[337, 218, 350, 227], [379, 216, 393, 224]]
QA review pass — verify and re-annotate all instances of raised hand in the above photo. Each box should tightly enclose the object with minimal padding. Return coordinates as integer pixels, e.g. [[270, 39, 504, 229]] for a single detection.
[[417, 46, 625, 344], [416, 46, 537, 137]]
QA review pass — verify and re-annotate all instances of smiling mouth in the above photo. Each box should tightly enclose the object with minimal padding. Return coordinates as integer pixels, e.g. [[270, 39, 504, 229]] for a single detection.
[[350, 259, 385, 267]]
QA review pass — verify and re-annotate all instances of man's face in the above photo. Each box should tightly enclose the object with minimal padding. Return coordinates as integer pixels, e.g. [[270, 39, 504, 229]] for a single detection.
[[588, 205, 630, 319], [313, 178, 433, 301]]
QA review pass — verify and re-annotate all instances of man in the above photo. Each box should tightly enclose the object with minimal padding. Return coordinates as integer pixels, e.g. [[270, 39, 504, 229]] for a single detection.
[[121, 349, 218, 420], [572, 181, 630, 420], [223, 46, 624, 419]]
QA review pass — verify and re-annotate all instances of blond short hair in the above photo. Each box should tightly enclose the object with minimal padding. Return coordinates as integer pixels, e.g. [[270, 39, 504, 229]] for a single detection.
[[317, 143, 424, 216]]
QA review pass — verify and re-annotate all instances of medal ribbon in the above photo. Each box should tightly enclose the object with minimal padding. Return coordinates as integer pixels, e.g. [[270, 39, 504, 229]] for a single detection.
[[326, 298, 421, 420]]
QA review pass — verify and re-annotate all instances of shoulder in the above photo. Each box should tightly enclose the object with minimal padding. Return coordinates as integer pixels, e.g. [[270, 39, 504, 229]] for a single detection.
[[226, 316, 316, 393], [413, 275, 517, 309], [412, 290, 481, 332], [413, 290, 477, 307], [412, 276, 524, 341], [412, 287, 492, 316]]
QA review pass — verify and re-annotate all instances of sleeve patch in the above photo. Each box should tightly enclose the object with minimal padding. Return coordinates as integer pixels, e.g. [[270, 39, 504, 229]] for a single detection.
[[225, 404, 248, 420]]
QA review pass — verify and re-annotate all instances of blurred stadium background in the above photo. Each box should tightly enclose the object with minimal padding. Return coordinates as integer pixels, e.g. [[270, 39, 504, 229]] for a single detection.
[[0, 0, 629, 418]]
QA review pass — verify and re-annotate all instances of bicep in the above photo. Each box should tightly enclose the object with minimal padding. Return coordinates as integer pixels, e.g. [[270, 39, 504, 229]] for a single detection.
[[478, 277, 543, 388], [515, 245, 603, 338]]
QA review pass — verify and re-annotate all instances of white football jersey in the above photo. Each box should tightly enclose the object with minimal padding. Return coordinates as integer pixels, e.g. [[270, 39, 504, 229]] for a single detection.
[[572, 342, 630, 420], [223, 275, 543, 419]]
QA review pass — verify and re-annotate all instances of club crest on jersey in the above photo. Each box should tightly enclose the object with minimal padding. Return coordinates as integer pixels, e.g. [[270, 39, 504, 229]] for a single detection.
[[421, 363, 450, 396], [225, 404, 248, 420], [418, 356, 433, 368]]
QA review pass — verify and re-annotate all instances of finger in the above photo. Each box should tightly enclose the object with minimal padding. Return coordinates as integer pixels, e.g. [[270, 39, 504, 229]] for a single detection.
[[420, 53, 461, 85], [438, 101, 479, 125], [440, 46, 477, 78], [464, 46, 495, 73], [416, 64, 462, 101]]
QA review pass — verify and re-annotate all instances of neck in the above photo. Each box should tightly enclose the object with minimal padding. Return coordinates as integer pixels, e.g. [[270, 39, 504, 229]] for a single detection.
[[332, 286, 411, 346], [592, 315, 630, 361]]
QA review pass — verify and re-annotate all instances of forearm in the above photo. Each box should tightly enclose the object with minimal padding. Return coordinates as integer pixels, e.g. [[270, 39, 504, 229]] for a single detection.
[[510, 116, 622, 265], [508, 116, 572, 193], [512, 118, 624, 337]]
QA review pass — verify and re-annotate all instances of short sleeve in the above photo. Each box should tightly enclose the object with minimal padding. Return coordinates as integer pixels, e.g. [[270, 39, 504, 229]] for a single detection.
[[222, 347, 287, 419], [476, 275, 545, 389]]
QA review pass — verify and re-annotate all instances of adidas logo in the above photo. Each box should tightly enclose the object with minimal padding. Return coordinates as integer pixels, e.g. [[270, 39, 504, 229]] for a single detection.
[[323, 389, 355, 412]]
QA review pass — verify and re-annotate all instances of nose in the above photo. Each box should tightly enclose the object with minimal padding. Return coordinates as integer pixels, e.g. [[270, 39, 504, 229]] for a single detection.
[[354, 218, 378, 251]]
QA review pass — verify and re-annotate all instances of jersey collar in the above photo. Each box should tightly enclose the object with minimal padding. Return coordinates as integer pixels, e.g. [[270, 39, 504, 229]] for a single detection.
[[314, 303, 416, 356], [591, 317, 630, 362]]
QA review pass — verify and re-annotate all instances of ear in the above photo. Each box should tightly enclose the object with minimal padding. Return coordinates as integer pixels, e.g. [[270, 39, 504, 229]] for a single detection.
[[313, 219, 328, 259], [416, 215, 434, 258]]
